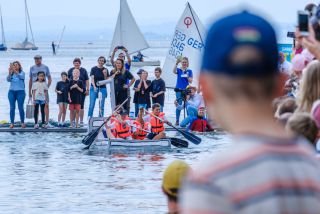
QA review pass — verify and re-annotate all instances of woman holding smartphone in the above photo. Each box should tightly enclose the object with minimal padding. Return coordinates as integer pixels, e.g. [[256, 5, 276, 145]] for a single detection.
[[7, 61, 26, 128]]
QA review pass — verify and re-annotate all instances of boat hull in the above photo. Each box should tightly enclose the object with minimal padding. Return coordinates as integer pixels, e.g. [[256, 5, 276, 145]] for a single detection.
[[11, 47, 38, 50], [0, 45, 7, 51], [106, 60, 160, 67], [90, 138, 171, 153]]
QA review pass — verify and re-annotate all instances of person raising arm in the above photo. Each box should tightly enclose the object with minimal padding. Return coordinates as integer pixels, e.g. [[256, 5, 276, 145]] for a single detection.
[[110, 46, 132, 69]]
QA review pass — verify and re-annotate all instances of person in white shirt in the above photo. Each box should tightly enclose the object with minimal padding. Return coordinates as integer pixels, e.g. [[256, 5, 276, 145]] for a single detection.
[[278, 52, 292, 76], [175, 85, 204, 117]]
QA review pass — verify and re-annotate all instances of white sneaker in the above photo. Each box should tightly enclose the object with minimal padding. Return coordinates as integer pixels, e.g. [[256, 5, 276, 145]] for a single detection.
[[46, 123, 54, 128], [34, 124, 39, 129]]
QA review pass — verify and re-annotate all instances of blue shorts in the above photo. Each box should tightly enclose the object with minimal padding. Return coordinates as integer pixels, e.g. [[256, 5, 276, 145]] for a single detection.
[[35, 100, 46, 105], [147, 133, 159, 139]]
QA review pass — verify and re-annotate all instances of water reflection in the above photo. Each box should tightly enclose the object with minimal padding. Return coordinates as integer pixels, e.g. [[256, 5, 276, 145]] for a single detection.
[[0, 132, 230, 213]]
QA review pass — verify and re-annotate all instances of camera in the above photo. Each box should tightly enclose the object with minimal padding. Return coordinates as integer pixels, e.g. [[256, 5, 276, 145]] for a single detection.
[[174, 88, 192, 100]]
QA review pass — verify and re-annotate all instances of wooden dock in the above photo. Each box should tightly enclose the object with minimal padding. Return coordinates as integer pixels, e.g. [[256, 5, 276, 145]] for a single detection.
[[0, 127, 87, 133]]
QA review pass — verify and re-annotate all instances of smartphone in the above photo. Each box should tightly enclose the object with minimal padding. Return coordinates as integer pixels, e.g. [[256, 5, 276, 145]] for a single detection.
[[287, 31, 295, 39], [117, 46, 124, 50], [298, 11, 309, 36]]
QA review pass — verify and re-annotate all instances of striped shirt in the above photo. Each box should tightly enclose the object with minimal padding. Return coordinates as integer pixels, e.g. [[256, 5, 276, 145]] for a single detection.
[[181, 135, 320, 214]]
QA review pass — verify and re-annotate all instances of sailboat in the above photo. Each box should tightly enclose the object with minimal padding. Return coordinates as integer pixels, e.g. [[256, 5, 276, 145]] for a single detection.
[[162, 2, 205, 87], [11, 0, 38, 50], [106, 0, 160, 67], [0, 5, 7, 51]]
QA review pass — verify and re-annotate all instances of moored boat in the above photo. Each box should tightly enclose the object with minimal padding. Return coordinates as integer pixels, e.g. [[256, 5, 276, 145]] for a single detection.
[[11, 0, 38, 50], [0, 4, 7, 51]]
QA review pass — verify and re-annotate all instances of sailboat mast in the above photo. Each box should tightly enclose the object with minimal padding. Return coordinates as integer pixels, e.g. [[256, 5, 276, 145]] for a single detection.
[[24, 0, 28, 40], [25, 0, 36, 45], [57, 25, 66, 48], [187, 2, 203, 44], [0, 5, 6, 45], [119, 0, 123, 45]]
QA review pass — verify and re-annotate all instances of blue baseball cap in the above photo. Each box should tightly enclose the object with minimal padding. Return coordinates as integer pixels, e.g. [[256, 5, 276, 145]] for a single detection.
[[201, 11, 278, 77]]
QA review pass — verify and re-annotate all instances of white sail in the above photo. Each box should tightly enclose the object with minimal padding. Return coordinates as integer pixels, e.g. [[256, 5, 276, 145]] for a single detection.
[[109, 0, 149, 56], [162, 2, 206, 88], [11, 0, 37, 50]]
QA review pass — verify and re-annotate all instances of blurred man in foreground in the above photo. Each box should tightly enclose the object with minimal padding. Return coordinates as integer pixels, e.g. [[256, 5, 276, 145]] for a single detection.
[[181, 11, 320, 213]]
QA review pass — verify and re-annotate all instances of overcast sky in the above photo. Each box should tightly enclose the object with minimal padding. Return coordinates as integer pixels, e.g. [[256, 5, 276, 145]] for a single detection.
[[0, 0, 315, 40]]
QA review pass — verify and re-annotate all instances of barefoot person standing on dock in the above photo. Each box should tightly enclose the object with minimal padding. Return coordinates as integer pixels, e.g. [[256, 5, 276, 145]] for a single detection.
[[181, 11, 320, 213]]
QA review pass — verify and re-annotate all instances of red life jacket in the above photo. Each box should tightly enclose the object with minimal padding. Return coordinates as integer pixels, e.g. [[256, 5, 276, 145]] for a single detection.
[[190, 118, 207, 132], [150, 112, 165, 133], [115, 120, 131, 139], [133, 120, 150, 140]]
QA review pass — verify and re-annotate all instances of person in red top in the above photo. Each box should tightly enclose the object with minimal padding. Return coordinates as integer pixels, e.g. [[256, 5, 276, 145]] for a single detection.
[[188, 107, 214, 132], [144, 103, 172, 140], [132, 108, 151, 140]]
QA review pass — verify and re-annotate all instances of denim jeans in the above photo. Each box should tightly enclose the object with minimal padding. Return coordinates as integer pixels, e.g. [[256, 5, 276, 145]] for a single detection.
[[187, 105, 198, 117], [88, 86, 107, 117], [180, 116, 196, 128], [175, 92, 183, 122], [8, 90, 25, 124]]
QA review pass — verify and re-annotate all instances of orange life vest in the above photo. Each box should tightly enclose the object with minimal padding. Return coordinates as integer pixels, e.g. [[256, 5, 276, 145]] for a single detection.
[[115, 120, 131, 139], [133, 120, 150, 140], [110, 116, 117, 136], [150, 112, 165, 133]]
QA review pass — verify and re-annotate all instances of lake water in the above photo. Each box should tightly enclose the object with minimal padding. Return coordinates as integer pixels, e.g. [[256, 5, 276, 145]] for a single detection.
[[0, 41, 231, 213]]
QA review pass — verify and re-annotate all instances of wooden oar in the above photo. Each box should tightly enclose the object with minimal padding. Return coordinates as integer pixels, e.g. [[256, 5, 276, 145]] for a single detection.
[[82, 97, 130, 149], [130, 124, 188, 148], [144, 109, 202, 145]]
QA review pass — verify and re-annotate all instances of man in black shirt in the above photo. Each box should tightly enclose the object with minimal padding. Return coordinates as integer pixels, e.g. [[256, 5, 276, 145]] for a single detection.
[[150, 67, 166, 112], [67, 58, 89, 126], [133, 69, 151, 117]]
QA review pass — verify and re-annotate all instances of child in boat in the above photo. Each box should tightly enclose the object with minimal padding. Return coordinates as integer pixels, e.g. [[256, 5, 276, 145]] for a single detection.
[[108, 109, 133, 140], [55, 71, 69, 127], [68, 69, 84, 128], [143, 103, 172, 140], [132, 108, 150, 140], [32, 71, 48, 129], [102, 105, 124, 138]]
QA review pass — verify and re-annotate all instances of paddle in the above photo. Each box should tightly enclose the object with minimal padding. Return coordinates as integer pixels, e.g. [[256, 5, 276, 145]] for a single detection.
[[144, 109, 202, 145], [130, 124, 188, 148], [82, 97, 130, 149]]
